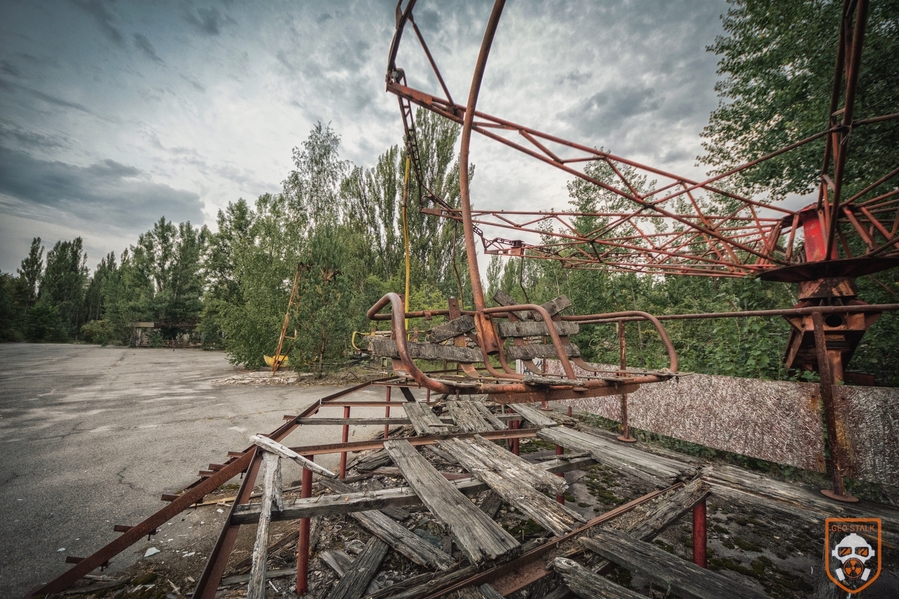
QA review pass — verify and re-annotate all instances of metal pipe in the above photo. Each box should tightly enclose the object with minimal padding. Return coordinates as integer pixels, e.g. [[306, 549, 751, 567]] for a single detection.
[[570, 302, 899, 323], [340, 406, 350, 479], [692, 499, 707, 568], [296, 457, 314, 595], [459, 0, 506, 311]]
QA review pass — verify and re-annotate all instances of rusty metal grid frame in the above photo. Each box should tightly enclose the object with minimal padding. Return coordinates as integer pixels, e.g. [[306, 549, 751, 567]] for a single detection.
[[386, 0, 898, 279]]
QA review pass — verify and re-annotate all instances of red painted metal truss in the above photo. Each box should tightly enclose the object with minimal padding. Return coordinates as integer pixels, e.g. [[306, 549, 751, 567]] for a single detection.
[[386, 0, 899, 280]]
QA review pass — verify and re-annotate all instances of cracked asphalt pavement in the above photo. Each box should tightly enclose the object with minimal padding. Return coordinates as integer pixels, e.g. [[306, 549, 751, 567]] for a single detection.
[[0, 344, 386, 598]]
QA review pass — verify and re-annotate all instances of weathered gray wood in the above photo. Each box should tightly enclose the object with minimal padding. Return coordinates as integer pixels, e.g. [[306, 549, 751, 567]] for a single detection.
[[447, 399, 495, 433], [383, 439, 519, 563], [445, 434, 568, 494], [626, 479, 710, 540], [373, 466, 470, 481], [439, 436, 583, 536], [423, 443, 460, 465], [429, 315, 476, 343], [321, 549, 354, 577], [329, 537, 389, 599], [535, 585, 571, 599], [497, 321, 580, 338], [538, 426, 690, 484], [367, 565, 481, 599], [702, 464, 899, 547], [505, 343, 580, 360], [473, 401, 506, 430], [478, 584, 506, 599], [252, 434, 336, 478], [247, 452, 283, 599], [405, 402, 452, 435], [493, 291, 572, 321], [221, 568, 295, 586], [508, 403, 559, 428], [320, 478, 455, 570], [370, 338, 483, 363], [356, 449, 393, 472], [582, 530, 769, 599], [479, 492, 504, 519], [552, 557, 645, 599], [232, 454, 597, 524]]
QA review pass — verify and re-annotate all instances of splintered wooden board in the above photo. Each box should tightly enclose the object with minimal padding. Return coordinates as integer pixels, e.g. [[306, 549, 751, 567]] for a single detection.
[[383, 439, 519, 563], [447, 398, 495, 433], [538, 426, 690, 484], [404, 402, 452, 436], [439, 436, 584, 536]]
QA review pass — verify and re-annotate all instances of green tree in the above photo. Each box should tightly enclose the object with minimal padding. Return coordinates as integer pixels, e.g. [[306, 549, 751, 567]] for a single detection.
[[40, 238, 89, 339], [17, 237, 43, 306], [700, 0, 899, 199]]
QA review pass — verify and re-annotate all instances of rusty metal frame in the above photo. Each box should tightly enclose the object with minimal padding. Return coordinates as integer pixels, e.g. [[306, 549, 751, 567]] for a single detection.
[[386, 0, 898, 279]]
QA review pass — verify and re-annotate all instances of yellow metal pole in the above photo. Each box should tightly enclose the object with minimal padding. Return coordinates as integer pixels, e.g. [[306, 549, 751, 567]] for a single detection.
[[402, 155, 411, 332]]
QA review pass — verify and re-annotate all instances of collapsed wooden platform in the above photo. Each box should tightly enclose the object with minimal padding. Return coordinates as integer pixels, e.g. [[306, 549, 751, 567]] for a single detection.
[[31, 381, 899, 599]]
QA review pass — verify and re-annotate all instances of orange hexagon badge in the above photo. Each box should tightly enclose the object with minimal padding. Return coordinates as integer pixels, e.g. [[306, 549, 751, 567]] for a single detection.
[[825, 518, 881, 594]]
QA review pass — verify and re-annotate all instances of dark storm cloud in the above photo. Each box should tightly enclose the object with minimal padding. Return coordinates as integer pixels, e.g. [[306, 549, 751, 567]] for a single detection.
[[66, 0, 124, 46], [182, 6, 231, 36], [0, 78, 94, 115], [132, 34, 164, 64], [562, 85, 661, 136], [0, 123, 69, 151], [0, 61, 23, 78], [0, 145, 203, 230]]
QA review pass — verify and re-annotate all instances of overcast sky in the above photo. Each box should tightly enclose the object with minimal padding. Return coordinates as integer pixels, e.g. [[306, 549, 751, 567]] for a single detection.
[[0, 0, 728, 275]]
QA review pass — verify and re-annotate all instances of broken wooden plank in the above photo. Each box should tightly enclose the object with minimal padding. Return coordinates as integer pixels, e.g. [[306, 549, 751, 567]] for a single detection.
[[538, 426, 689, 484], [320, 478, 455, 571], [247, 452, 283, 599], [439, 436, 583, 536], [582, 530, 769, 599], [492, 291, 572, 321], [473, 401, 505, 430], [252, 435, 336, 478], [232, 454, 597, 524], [479, 492, 504, 519], [321, 549, 354, 577], [551, 557, 644, 599], [428, 315, 476, 343], [405, 402, 452, 436], [508, 403, 559, 428], [370, 338, 483, 362], [447, 399, 495, 433], [355, 449, 393, 472], [443, 434, 568, 495], [383, 439, 519, 563], [505, 343, 580, 361], [329, 538, 389, 599]]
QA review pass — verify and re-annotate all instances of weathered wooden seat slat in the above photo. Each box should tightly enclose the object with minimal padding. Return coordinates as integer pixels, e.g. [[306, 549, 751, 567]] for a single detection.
[[403, 402, 451, 436], [582, 530, 770, 599], [438, 436, 583, 536], [505, 343, 580, 361], [428, 314, 476, 343], [382, 439, 520, 563], [507, 403, 559, 428], [496, 320, 580, 338], [370, 338, 482, 363]]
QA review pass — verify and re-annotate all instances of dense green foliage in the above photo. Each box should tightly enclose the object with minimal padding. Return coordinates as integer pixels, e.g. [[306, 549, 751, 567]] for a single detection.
[[700, 0, 899, 200]]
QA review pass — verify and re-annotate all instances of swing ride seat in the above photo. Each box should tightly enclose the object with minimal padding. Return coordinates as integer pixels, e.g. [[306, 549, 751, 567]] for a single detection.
[[367, 290, 677, 404]]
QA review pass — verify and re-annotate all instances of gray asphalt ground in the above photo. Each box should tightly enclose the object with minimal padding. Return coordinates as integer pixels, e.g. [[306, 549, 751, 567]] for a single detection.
[[0, 344, 389, 598]]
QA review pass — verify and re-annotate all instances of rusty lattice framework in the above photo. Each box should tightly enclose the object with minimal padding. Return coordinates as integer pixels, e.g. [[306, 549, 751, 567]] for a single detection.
[[387, 0, 899, 280]]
